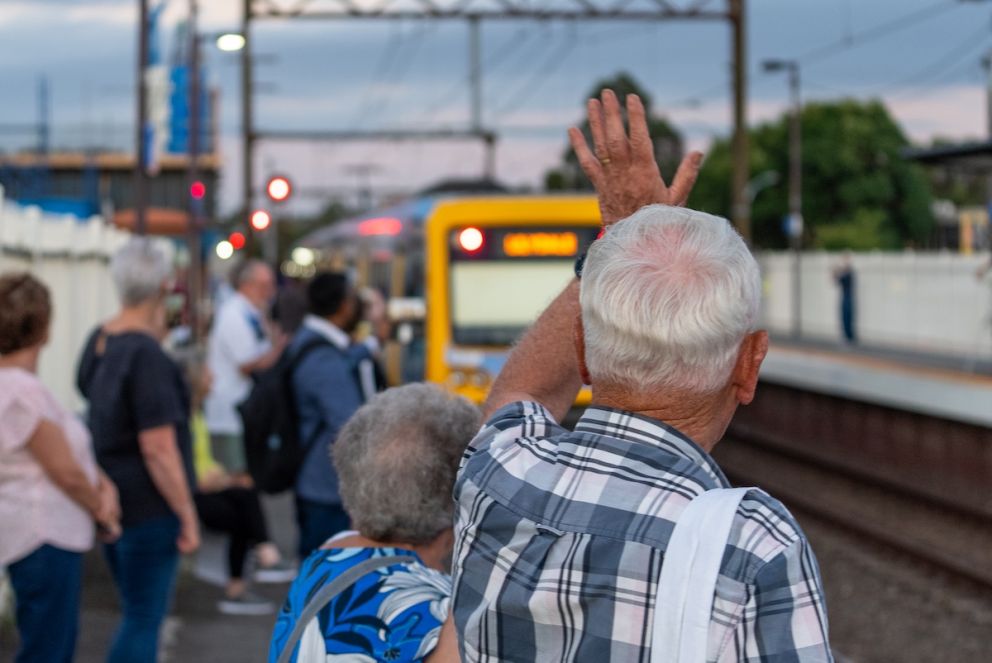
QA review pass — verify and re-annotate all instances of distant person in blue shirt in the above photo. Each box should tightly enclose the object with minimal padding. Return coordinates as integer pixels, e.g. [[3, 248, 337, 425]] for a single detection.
[[833, 252, 857, 344], [289, 272, 384, 558]]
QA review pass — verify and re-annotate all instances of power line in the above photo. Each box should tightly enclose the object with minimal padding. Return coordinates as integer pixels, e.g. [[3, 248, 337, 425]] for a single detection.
[[882, 21, 990, 96], [407, 25, 539, 125], [797, 0, 963, 65], [492, 29, 577, 120]]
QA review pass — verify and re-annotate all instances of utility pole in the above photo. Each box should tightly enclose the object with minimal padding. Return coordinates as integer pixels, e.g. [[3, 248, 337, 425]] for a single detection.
[[468, 17, 495, 179], [764, 58, 803, 339], [469, 17, 482, 133], [730, 0, 750, 243], [241, 0, 254, 247], [37, 76, 50, 156], [984, 51, 992, 139], [187, 0, 203, 343], [787, 63, 802, 339], [134, 0, 150, 235]]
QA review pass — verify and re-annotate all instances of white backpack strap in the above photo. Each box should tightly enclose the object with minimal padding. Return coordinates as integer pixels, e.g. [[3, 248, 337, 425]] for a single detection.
[[651, 487, 751, 663]]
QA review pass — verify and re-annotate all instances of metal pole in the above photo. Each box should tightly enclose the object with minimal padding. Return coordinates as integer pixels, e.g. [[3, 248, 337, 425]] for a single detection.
[[729, 0, 750, 243], [469, 17, 482, 133], [241, 0, 254, 245], [789, 63, 803, 339], [37, 76, 50, 156], [188, 0, 203, 344], [984, 51, 992, 139], [135, 0, 150, 235]]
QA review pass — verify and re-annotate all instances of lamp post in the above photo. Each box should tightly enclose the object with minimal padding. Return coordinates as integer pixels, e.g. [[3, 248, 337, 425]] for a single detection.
[[185, 4, 245, 344], [763, 58, 803, 339]]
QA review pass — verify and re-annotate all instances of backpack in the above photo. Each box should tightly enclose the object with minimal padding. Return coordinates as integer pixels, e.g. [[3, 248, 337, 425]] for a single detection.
[[238, 337, 332, 494]]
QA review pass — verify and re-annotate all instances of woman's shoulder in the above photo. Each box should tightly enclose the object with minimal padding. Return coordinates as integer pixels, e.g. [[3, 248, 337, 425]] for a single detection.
[[0, 368, 49, 406]]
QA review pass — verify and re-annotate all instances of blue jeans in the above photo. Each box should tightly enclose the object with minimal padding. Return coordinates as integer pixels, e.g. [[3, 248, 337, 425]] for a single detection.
[[103, 515, 180, 663], [7, 544, 83, 663], [295, 497, 350, 558]]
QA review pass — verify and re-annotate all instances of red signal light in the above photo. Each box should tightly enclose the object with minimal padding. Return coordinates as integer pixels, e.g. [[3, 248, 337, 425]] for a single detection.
[[190, 180, 206, 200], [228, 231, 246, 250], [458, 227, 485, 253], [266, 175, 292, 202], [250, 210, 271, 231]]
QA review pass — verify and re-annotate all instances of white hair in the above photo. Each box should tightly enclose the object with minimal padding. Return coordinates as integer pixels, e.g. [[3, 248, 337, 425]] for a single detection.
[[110, 238, 171, 307], [580, 205, 761, 394]]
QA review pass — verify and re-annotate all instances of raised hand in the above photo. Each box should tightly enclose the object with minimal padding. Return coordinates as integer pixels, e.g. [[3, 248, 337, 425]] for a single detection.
[[568, 89, 703, 226]]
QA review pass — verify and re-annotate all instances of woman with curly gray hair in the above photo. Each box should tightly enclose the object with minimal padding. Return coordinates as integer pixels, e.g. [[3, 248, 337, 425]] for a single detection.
[[269, 383, 479, 663]]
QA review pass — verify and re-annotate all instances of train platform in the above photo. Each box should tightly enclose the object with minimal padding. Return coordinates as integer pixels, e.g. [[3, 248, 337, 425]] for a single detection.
[[764, 336, 992, 427], [0, 496, 298, 663]]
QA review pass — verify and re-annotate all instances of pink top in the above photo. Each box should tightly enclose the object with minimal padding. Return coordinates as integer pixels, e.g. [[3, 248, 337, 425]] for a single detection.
[[0, 367, 98, 566]]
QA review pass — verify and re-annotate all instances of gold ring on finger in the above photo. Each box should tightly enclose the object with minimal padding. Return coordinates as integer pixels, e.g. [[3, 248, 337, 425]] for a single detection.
[[599, 157, 612, 166]]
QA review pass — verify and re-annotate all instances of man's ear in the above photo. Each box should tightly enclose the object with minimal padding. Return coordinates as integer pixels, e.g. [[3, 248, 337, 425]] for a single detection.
[[732, 330, 768, 405], [574, 315, 592, 386]]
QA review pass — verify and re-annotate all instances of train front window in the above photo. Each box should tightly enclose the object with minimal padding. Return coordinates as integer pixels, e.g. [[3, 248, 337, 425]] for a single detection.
[[450, 261, 574, 346], [448, 226, 599, 347]]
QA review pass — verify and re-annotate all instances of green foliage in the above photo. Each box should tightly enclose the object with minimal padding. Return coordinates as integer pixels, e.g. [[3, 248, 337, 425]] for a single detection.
[[545, 72, 683, 191], [689, 99, 934, 250]]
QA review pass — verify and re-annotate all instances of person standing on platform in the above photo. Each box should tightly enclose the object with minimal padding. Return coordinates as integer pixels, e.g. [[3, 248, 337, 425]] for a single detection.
[[0, 273, 121, 663], [205, 260, 285, 476], [204, 260, 291, 578], [833, 252, 857, 344], [76, 240, 199, 663], [289, 272, 382, 558]]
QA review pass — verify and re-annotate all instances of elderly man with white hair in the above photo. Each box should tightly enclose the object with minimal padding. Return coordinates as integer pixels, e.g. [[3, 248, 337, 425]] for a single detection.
[[446, 91, 832, 662]]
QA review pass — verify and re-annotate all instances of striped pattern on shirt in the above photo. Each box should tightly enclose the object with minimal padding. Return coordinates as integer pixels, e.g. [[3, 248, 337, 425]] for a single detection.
[[451, 401, 832, 662]]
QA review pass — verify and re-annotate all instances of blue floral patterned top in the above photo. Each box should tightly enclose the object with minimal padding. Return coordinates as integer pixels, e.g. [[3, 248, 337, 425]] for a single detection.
[[269, 546, 451, 663]]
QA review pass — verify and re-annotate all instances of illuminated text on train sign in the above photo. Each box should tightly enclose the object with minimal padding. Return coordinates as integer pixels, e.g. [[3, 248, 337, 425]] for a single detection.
[[503, 232, 579, 257]]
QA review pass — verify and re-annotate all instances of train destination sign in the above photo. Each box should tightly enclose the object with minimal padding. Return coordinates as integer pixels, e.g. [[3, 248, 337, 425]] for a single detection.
[[502, 232, 579, 258]]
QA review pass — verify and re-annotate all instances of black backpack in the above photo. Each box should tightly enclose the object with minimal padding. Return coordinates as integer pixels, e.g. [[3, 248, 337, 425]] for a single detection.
[[238, 337, 332, 494]]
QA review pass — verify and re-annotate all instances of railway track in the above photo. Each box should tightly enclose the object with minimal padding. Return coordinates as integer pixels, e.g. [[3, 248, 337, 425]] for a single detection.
[[714, 433, 992, 590]]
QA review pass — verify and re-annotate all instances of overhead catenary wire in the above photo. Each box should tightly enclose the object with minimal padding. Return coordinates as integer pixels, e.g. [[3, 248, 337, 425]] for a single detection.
[[491, 28, 577, 120], [797, 0, 964, 65]]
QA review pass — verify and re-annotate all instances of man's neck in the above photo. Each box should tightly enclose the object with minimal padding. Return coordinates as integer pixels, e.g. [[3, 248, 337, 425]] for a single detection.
[[590, 383, 737, 453], [237, 289, 261, 312]]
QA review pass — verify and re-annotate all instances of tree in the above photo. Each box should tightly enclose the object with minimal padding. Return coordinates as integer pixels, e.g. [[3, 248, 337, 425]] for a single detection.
[[545, 73, 684, 191], [689, 99, 934, 250]]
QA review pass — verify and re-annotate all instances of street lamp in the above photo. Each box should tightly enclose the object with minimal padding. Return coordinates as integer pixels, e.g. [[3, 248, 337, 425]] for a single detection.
[[763, 58, 803, 339], [215, 33, 246, 52]]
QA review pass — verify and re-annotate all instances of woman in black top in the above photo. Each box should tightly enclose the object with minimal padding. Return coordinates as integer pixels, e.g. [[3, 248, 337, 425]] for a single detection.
[[76, 239, 199, 663]]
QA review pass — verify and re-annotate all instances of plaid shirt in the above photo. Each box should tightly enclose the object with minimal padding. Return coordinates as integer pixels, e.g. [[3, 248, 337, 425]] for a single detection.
[[451, 402, 832, 662]]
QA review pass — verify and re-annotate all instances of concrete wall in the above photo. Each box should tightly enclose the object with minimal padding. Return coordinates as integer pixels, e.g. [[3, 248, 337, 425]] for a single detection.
[[0, 197, 132, 410], [758, 251, 992, 359]]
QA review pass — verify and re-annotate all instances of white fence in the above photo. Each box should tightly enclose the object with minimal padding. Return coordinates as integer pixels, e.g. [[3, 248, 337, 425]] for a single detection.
[[759, 251, 992, 360], [0, 195, 132, 411]]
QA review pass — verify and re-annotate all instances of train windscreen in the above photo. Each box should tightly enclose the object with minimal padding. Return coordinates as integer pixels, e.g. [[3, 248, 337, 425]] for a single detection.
[[448, 225, 599, 346]]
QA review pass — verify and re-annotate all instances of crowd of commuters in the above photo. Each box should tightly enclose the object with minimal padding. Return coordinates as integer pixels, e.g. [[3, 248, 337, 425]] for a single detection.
[[0, 88, 834, 663]]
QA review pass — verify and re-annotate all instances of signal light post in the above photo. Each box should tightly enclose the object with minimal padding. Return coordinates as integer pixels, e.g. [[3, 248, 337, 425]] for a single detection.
[[261, 174, 291, 266]]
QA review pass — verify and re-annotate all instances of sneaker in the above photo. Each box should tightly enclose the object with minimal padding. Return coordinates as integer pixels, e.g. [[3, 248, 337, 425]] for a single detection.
[[254, 559, 297, 584], [217, 591, 275, 616]]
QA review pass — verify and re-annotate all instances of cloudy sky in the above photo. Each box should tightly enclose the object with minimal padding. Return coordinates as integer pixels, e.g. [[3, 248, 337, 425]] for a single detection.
[[1, 0, 990, 214]]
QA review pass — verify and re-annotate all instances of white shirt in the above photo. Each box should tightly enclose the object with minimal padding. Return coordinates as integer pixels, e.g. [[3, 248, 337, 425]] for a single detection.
[[204, 292, 272, 434], [0, 368, 98, 565], [303, 314, 350, 351]]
